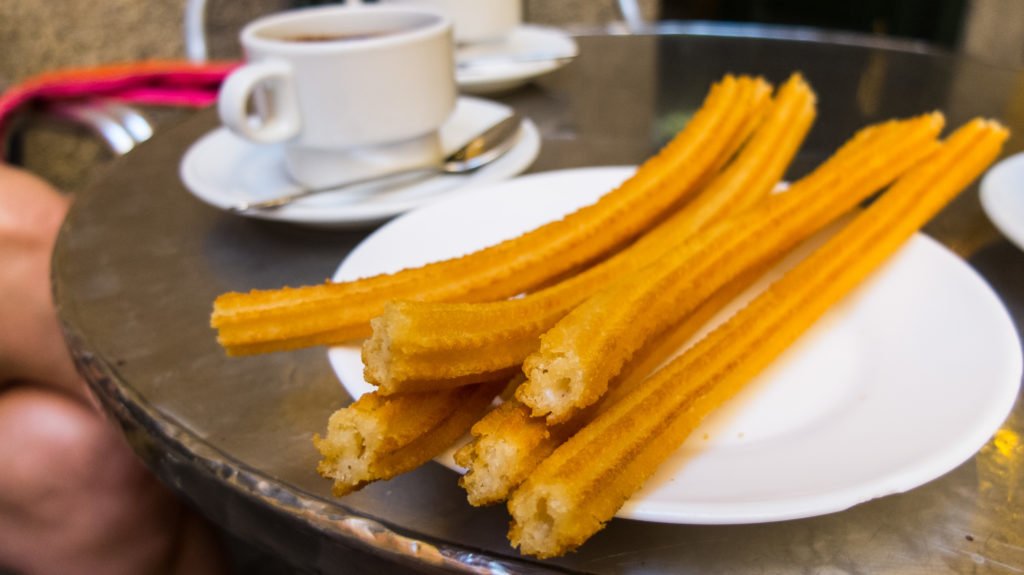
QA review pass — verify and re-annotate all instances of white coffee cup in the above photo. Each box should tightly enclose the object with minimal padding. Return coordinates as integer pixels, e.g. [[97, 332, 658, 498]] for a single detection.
[[376, 0, 521, 44], [218, 5, 456, 188]]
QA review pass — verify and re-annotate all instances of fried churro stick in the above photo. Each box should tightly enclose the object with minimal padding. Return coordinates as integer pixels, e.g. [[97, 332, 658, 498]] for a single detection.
[[507, 119, 1008, 559], [454, 270, 755, 506], [215, 75, 772, 355], [517, 112, 946, 424], [453, 114, 939, 505], [454, 400, 562, 506], [362, 75, 815, 394], [314, 378, 508, 496]]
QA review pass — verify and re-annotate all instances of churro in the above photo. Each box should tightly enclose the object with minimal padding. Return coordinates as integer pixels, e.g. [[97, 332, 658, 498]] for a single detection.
[[214, 75, 772, 355], [516, 112, 945, 424], [314, 378, 508, 495], [507, 119, 1008, 558], [362, 74, 814, 394], [454, 269, 755, 506], [454, 112, 940, 505]]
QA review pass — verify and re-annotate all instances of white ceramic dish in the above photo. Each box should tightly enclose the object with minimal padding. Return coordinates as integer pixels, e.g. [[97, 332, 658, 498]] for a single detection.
[[328, 167, 1022, 524], [981, 151, 1024, 251], [180, 96, 540, 228], [456, 24, 577, 94]]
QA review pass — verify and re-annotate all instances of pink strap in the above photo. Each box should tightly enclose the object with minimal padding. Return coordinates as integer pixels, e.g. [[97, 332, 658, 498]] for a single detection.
[[0, 60, 239, 152]]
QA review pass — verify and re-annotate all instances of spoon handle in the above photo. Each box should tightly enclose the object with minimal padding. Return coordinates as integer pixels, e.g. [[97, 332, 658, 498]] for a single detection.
[[457, 54, 575, 69], [229, 114, 522, 212], [228, 166, 437, 212]]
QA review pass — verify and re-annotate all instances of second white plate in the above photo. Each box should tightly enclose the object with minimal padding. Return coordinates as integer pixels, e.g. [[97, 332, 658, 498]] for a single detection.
[[456, 24, 578, 94], [328, 167, 1022, 524], [981, 151, 1024, 251]]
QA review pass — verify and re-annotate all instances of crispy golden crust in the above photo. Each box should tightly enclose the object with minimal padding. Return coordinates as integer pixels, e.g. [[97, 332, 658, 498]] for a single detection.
[[451, 112, 935, 507], [593, 265, 767, 415], [213, 75, 773, 355], [516, 112, 946, 424], [506, 119, 1008, 559], [313, 379, 507, 496], [377, 274, 758, 508], [453, 270, 756, 507], [361, 75, 815, 394]]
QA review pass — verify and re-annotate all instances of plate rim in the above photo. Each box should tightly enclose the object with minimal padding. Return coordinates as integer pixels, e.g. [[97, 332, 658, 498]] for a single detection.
[[456, 24, 578, 90], [981, 151, 1024, 251]]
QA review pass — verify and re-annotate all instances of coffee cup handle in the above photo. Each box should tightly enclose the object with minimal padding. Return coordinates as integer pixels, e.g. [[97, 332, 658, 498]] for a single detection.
[[218, 60, 301, 144]]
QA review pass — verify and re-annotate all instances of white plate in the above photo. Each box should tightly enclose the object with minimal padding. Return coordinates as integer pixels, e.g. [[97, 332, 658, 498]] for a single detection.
[[456, 25, 577, 94], [179, 97, 540, 228], [327, 167, 1023, 524], [981, 151, 1024, 251]]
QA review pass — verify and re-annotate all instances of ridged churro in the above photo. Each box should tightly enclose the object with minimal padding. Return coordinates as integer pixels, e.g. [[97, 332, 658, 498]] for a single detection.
[[507, 119, 1008, 559], [214, 75, 772, 355], [454, 113, 940, 506], [362, 74, 814, 394], [454, 269, 756, 506], [517, 112, 946, 424], [314, 378, 508, 495]]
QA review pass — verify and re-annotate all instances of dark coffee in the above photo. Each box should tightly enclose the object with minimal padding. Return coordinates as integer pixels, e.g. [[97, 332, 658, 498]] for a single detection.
[[282, 31, 389, 43]]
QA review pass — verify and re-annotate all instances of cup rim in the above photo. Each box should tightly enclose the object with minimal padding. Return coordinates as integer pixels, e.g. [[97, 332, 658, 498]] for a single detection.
[[240, 5, 452, 53]]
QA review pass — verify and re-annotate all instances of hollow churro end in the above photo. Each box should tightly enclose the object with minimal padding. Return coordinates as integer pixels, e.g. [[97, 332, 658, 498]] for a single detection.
[[985, 119, 1010, 142], [313, 399, 386, 496], [361, 313, 396, 386], [455, 402, 557, 506], [508, 483, 599, 559], [518, 350, 587, 424], [455, 435, 521, 506]]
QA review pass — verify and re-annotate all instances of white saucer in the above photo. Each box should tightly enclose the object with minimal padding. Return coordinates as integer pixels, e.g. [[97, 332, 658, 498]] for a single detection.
[[179, 97, 540, 228], [981, 151, 1024, 251], [456, 25, 578, 94], [327, 167, 1022, 525]]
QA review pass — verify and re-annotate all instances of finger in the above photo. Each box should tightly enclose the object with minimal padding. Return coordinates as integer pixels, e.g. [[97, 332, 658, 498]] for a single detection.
[[0, 385, 224, 574]]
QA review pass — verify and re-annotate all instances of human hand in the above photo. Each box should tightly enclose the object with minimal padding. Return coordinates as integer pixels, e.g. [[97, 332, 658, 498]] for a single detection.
[[0, 165, 228, 574], [0, 386, 228, 575], [0, 164, 82, 396]]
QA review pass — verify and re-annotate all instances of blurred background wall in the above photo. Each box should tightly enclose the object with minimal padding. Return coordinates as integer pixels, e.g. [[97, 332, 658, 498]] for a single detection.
[[0, 0, 1021, 190], [0, 0, 657, 189], [961, 0, 1024, 68]]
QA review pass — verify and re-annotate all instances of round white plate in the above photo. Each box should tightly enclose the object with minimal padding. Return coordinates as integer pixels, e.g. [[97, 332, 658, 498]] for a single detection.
[[327, 167, 1022, 524], [981, 151, 1024, 251], [179, 96, 540, 228], [456, 24, 577, 94]]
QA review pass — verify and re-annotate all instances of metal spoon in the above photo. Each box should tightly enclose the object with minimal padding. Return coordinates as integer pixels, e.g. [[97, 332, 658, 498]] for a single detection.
[[457, 53, 576, 70], [229, 113, 523, 212]]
